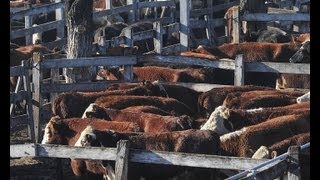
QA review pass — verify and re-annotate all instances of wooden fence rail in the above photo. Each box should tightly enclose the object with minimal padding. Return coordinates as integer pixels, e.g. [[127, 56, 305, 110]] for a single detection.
[[10, 142, 309, 179]]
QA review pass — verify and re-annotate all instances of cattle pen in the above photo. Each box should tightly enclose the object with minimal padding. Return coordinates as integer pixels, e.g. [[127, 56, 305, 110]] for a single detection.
[[10, 0, 310, 179]]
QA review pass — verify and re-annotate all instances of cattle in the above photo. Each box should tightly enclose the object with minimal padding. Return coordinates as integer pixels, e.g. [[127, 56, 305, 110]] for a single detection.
[[255, 27, 291, 43], [41, 116, 141, 179], [297, 91, 310, 103], [197, 85, 274, 118], [222, 90, 304, 109], [41, 116, 142, 145], [98, 66, 217, 84], [181, 42, 302, 62], [276, 73, 310, 90], [82, 103, 194, 132], [289, 40, 310, 63], [75, 127, 220, 180], [219, 113, 310, 157], [201, 102, 310, 135], [122, 105, 172, 116], [94, 95, 195, 116], [51, 82, 170, 118]]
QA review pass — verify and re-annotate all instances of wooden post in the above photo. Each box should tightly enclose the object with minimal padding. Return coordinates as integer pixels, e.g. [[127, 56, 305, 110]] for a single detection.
[[293, 2, 310, 33], [24, 3, 33, 45], [32, 52, 43, 143], [231, 6, 240, 44], [115, 140, 129, 180], [127, 0, 138, 23], [153, 21, 163, 55], [180, 0, 191, 52], [22, 60, 35, 142], [65, 0, 94, 83], [123, 28, 133, 47], [123, 65, 133, 82], [234, 54, 244, 86], [204, 15, 214, 46], [287, 146, 301, 180], [55, 0, 65, 40], [106, 0, 112, 9]]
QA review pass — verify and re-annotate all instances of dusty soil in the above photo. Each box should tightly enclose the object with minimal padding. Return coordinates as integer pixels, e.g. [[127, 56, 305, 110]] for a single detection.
[[10, 103, 77, 180]]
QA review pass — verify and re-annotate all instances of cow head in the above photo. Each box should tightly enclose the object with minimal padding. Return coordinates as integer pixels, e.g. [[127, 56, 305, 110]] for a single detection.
[[289, 40, 310, 63], [251, 146, 277, 159], [297, 91, 310, 104], [200, 106, 233, 135], [150, 80, 169, 97], [75, 126, 97, 147], [82, 103, 111, 120], [41, 116, 71, 145]]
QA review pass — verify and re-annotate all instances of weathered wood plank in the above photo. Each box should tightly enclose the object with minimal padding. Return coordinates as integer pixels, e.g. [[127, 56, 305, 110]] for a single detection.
[[129, 149, 268, 170], [138, 55, 235, 70], [115, 140, 129, 180], [179, 0, 191, 51], [11, 20, 65, 39], [153, 21, 163, 54], [10, 2, 64, 20], [232, 6, 240, 43], [287, 146, 301, 180], [132, 29, 154, 41], [138, 1, 175, 9], [245, 62, 310, 74], [268, 7, 297, 14], [10, 114, 29, 128], [10, 144, 37, 157], [190, 0, 239, 17], [242, 13, 310, 22], [43, 38, 67, 50], [189, 18, 224, 29], [55, 0, 65, 40], [161, 43, 180, 55], [234, 55, 244, 86], [10, 91, 28, 103], [161, 82, 232, 92], [40, 56, 137, 69], [41, 81, 123, 93]]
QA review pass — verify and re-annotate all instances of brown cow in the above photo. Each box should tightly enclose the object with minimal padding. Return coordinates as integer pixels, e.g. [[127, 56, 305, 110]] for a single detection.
[[82, 103, 194, 132], [122, 105, 172, 116], [76, 127, 220, 180], [94, 95, 195, 116], [51, 82, 168, 118], [201, 102, 309, 135], [219, 112, 310, 157], [197, 85, 274, 118], [222, 90, 304, 109]]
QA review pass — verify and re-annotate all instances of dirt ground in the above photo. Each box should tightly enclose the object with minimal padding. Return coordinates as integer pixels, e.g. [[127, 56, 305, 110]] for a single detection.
[[10, 103, 77, 180]]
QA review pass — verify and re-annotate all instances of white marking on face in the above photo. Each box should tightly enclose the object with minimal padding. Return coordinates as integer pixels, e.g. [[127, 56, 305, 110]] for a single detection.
[[82, 103, 98, 118], [41, 122, 52, 144], [252, 146, 270, 159], [219, 127, 247, 142], [297, 91, 310, 104], [75, 126, 96, 147], [246, 108, 264, 113], [201, 106, 231, 135]]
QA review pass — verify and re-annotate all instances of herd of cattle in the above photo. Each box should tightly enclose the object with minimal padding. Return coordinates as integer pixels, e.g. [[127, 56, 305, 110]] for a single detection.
[[10, 0, 310, 179]]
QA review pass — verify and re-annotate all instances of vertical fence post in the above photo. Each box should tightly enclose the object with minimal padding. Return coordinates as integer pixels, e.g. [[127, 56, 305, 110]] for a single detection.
[[127, 0, 138, 23], [153, 21, 163, 55], [55, 0, 65, 40], [32, 52, 43, 143], [123, 28, 133, 47], [231, 5, 240, 44], [234, 54, 244, 86], [106, 0, 112, 9], [293, 2, 309, 33], [115, 140, 129, 180], [287, 146, 301, 180], [22, 60, 35, 142], [180, 0, 191, 52], [123, 65, 133, 82], [204, 15, 214, 46], [25, 3, 33, 45]]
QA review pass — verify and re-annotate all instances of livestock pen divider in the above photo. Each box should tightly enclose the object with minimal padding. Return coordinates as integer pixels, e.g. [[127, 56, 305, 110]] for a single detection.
[[10, 141, 310, 180]]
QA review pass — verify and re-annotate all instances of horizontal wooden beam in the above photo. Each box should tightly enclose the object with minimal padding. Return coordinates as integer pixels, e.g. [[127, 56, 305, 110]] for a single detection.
[[10, 2, 64, 20], [10, 91, 29, 103], [10, 114, 29, 128], [190, 18, 224, 29], [138, 1, 175, 9], [132, 29, 154, 41], [40, 56, 137, 69], [11, 20, 65, 39], [242, 13, 310, 22], [93, 5, 133, 19], [245, 62, 310, 74], [10, 66, 28, 76], [10, 144, 268, 171], [243, 160, 288, 180], [40, 81, 124, 93], [137, 55, 235, 70]]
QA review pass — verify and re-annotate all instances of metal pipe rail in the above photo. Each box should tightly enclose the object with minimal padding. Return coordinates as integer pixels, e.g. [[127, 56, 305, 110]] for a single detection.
[[226, 142, 310, 180]]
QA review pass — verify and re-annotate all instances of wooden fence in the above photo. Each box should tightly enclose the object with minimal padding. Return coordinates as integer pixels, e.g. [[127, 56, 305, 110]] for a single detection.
[[10, 141, 310, 179]]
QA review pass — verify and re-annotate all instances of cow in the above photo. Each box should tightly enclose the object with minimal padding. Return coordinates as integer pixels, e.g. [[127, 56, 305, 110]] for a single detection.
[[41, 116, 141, 179], [197, 85, 274, 118], [122, 105, 172, 116], [75, 126, 220, 180], [82, 103, 194, 132], [51, 81, 170, 118], [219, 113, 310, 157], [222, 90, 304, 109], [297, 91, 310, 103], [181, 42, 302, 62], [201, 102, 310, 135], [94, 95, 195, 117]]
